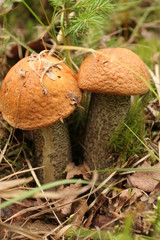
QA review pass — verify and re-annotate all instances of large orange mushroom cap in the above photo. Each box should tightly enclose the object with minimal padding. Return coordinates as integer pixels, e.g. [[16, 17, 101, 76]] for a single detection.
[[78, 48, 150, 95], [0, 53, 82, 130]]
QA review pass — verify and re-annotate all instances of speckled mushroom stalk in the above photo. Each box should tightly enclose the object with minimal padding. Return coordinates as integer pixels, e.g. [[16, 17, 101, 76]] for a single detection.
[[33, 121, 71, 183], [83, 94, 130, 175], [78, 48, 150, 180], [0, 52, 82, 183]]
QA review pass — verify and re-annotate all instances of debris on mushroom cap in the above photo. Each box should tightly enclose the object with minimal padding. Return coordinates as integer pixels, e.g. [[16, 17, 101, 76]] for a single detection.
[[0, 53, 82, 130], [78, 48, 150, 96]]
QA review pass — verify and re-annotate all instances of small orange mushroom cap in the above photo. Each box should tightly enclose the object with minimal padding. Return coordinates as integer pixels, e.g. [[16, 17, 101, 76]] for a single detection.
[[78, 48, 150, 95], [0, 53, 82, 130]]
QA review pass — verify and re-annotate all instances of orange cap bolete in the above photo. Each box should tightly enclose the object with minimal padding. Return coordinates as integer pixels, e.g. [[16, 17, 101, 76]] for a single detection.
[[79, 48, 150, 95], [1, 53, 82, 130], [78, 48, 150, 180], [0, 52, 82, 183]]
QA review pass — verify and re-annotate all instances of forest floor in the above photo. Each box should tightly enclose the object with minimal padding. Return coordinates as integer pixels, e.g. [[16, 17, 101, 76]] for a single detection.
[[1, 0, 160, 239]]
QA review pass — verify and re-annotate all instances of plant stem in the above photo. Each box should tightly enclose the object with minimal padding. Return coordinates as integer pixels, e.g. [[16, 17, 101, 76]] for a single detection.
[[60, 3, 72, 67]]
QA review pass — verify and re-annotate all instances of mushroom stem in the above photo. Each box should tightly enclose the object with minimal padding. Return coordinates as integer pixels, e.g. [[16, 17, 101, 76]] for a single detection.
[[84, 93, 130, 180], [33, 121, 71, 183]]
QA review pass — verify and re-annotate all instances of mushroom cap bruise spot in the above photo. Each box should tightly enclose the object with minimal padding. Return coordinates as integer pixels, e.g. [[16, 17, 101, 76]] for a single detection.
[[0, 54, 82, 130], [78, 48, 150, 96]]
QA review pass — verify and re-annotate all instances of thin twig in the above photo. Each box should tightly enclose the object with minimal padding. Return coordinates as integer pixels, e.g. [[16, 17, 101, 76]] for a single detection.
[[0, 128, 13, 163], [25, 157, 62, 226]]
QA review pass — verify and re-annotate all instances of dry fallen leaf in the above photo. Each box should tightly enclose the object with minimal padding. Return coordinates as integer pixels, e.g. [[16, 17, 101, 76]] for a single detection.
[[24, 220, 54, 234], [93, 214, 114, 231], [65, 162, 91, 180], [127, 161, 160, 192], [54, 183, 82, 215], [85, 194, 107, 228], [134, 215, 152, 235], [114, 188, 143, 213], [72, 199, 88, 226], [0, 222, 43, 240], [149, 182, 160, 204]]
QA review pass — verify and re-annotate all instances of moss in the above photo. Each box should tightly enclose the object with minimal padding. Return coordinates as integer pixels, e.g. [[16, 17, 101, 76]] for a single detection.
[[110, 96, 147, 163]]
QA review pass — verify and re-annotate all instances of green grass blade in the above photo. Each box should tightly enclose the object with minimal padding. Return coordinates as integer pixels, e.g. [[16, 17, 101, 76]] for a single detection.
[[3, 28, 35, 53], [0, 178, 89, 210]]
